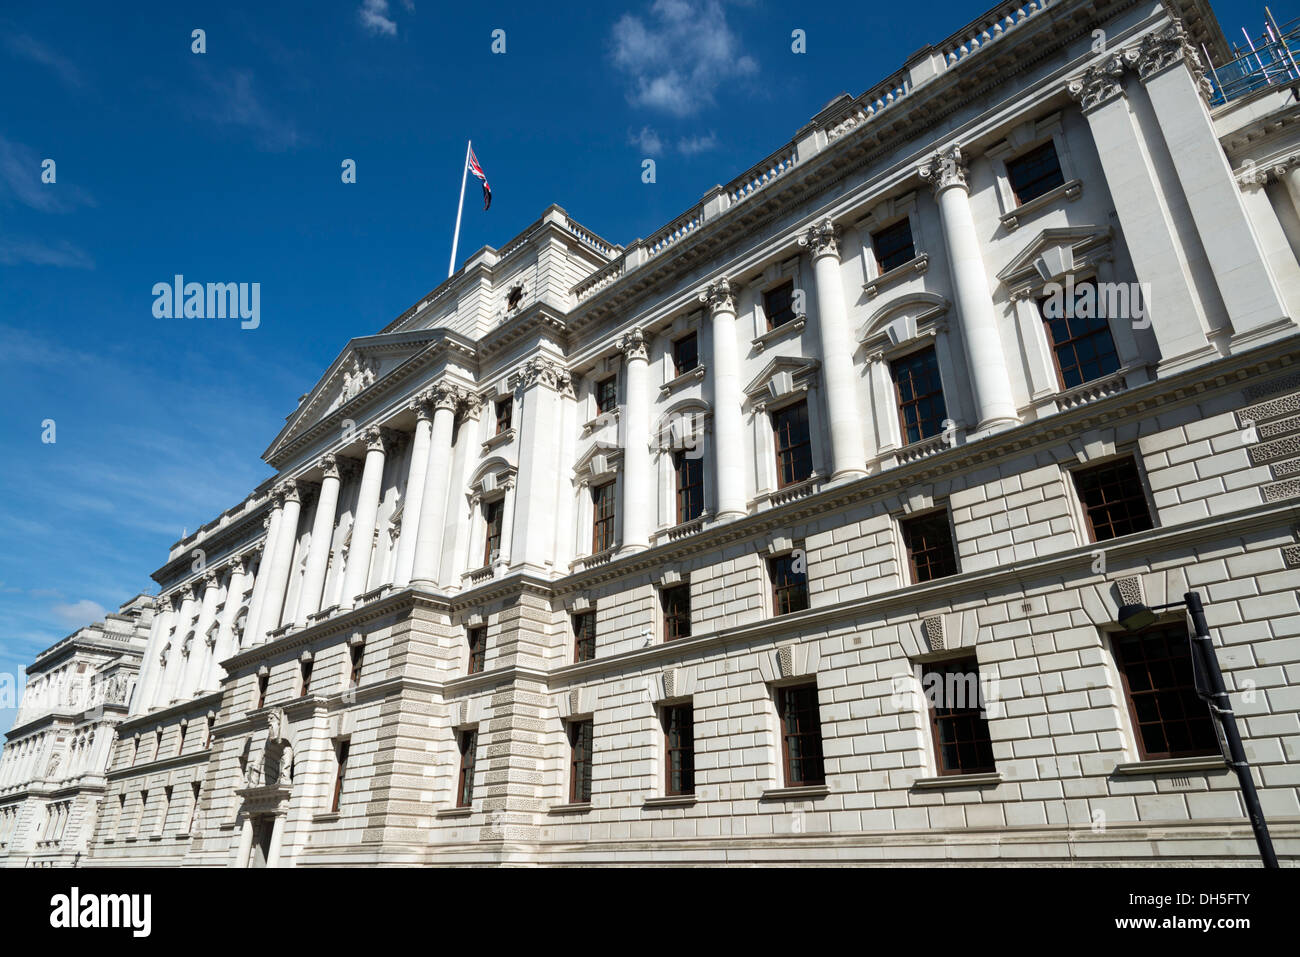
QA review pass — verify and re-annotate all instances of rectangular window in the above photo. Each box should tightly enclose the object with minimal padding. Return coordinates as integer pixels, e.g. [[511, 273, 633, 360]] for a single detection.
[[591, 482, 616, 553], [891, 346, 948, 444], [776, 684, 825, 787], [132, 737, 140, 766], [661, 585, 692, 642], [1039, 283, 1121, 389], [187, 783, 201, 833], [1114, 624, 1219, 760], [483, 498, 504, 566], [901, 509, 959, 583], [456, 729, 478, 807], [331, 741, 349, 813], [764, 280, 797, 330], [1072, 458, 1153, 542], [300, 659, 313, 697], [204, 715, 215, 749], [927, 657, 996, 776], [673, 451, 705, 524], [772, 399, 812, 488], [769, 552, 809, 616], [1006, 139, 1065, 204], [155, 730, 163, 760], [350, 644, 365, 688], [160, 786, 173, 835], [672, 332, 699, 375], [494, 397, 513, 435], [662, 705, 695, 796], [177, 722, 188, 755], [137, 790, 148, 838], [573, 611, 596, 664], [873, 218, 916, 274], [256, 674, 268, 710], [595, 376, 618, 415], [467, 627, 487, 675], [568, 719, 594, 804]]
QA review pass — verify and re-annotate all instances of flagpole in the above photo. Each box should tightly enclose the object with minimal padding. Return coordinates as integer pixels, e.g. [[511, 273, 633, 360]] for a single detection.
[[448, 139, 471, 279]]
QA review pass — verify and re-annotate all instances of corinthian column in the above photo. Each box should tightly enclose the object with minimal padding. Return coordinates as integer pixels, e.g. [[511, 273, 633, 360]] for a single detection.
[[241, 492, 286, 651], [295, 456, 342, 623], [131, 595, 174, 716], [157, 584, 198, 706], [920, 145, 1019, 432], [699, 279, 746, 519], [619, 329, 652, 552], [410, 385, 461, 587], [178, 571, 221, 700], [205, 556, 251, 690], [800, 218, 867, 478], [253, 481, 304, 640], [340, 428, 393, 607], [393, 395, 434, 586]]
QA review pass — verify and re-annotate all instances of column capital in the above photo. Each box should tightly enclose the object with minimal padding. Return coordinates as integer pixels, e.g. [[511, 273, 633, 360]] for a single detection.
[[224, 555, 249, 577], [201, 569, 219, 588], [461, 390, 485, 418], [410, 391, 437, 421], [507, 357, 571, 394], [1133, 19, 1212, 98], [698, 277, 739, 315], [278, 480, 304, 505], [431, 382, 463, 411], [799, 217, 840, 259], [1065, 52, 1130, 113], [618, 328, 651, 363], [318, 453, 341, 479], [919, 144, 969, 194]]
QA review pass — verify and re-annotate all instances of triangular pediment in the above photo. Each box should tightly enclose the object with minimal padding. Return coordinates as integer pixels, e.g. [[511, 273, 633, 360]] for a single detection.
[[263, 328, 473, 465], [997, 226, 1112, 293], [742, 355, 820, 403]]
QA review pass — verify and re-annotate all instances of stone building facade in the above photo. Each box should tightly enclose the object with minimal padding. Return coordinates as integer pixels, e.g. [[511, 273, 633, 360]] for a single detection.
[[7, 0, 1300, 866], [0, 596, 151, 867]]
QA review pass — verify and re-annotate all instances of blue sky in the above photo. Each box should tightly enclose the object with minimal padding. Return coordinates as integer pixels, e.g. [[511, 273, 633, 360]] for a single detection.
[[0, 0, 1268, 736]]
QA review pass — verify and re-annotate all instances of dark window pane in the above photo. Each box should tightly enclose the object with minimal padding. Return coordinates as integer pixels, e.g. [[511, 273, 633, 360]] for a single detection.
[[927, 658, 996, 775], [772, 400, 812, 488], [596, 376, 618, 415], [1072, 458, 1153, 542], [1114, 624, 1219, 760], [873, 219, 916, 274], [457, 730, 477, 807], [674, 451, 705, 523], [467, 627, 486, 674], [483, 499, 504, 566], [1039, 283, 1121, 389], [591, 482, 616, 553], [495, 398, 512, 434], [1007, 140, 1065, 204], [569, 720, 593, 803], [901, 510, 959, 583], [672, 333, 699, 375], [662, 585, 691, 642], [891, 346, 948, 444], [777, 684, 824, 786], [663, 705, 695, 795], [769, 553, 809, 616], [764, 281, 797, 329], [573, 612, 596, 663]]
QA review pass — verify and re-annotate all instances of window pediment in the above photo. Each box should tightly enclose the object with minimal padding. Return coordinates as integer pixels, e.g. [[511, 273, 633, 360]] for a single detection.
[[859, 293, 950, 354], [743, 356, 819, 410], [997, 226, 1112, 299]]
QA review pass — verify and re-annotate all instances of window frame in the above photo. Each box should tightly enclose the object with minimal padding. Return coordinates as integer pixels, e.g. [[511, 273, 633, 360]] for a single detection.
[[482, 497, 504, 566], [1111, 623, 1220, 762], [771, 398, 813, 489], [672, 331, 699, 376], [872, 217, 916, 274], [299, 658, 313, 698], [331, 740, 350, 813], [568, 719, 594, 804], [662, 704, 695, 796], [890, 345, 949, 445], [591, 481, 616, 554], [661, 584, 692, 642], [349, 643, 365, 689], [1037, 281, 1123, 391], [456, 728, 478, 807], [768, 551, 809, 616], [1005, 139, 1067, 206], [494, 397, 513, 435], [925, 656, 997, 777], [1070, 456, 1155, 543], [762, 279, 798, 331], [673, 450, 705, 524], [775, 683, 825, 788], [900, 508, 960, 584], [595, 375, 618, 416], [573, 611, 596, 664], [467, 626, 487, 675]]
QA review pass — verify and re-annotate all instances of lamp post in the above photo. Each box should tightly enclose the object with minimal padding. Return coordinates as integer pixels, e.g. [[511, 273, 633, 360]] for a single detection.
[[1118, 590, 1279, 868]]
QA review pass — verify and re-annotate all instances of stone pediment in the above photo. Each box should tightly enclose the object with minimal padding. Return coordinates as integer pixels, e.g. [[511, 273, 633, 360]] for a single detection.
[[996, 226, 1113, 297], [263, 329, 469, 465], [742, 355, 820, 405]]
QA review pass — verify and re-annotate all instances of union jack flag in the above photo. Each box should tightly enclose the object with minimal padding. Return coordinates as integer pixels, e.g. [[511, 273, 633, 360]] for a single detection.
[[468, 145, 491, 211]]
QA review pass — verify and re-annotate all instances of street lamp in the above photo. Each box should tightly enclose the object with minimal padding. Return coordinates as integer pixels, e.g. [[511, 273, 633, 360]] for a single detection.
[[1117, 590, 1279, 868]]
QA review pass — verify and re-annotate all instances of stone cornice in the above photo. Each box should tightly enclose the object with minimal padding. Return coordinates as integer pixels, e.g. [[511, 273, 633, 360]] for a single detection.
[[151, 501, 271, 590], [114, 690, 222, 736]]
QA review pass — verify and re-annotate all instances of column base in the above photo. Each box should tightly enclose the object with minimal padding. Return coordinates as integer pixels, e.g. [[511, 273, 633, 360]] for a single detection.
[[972, 416, 1020, 437], [827, 467, 869, 485], [713, 508, 747, 522]]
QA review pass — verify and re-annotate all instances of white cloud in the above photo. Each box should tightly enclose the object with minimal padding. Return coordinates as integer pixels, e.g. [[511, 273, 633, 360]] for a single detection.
[[3, 32, 84, 90], [359, 0, 399, 36], [198, 68, 302, 152], [611, 0, 757, 116], [676, 131, 718, 155], [0, 238, 93, 269], [50, 599, 106, 630], [0, 136, 95, 212], [629, 126, 665, 155]]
